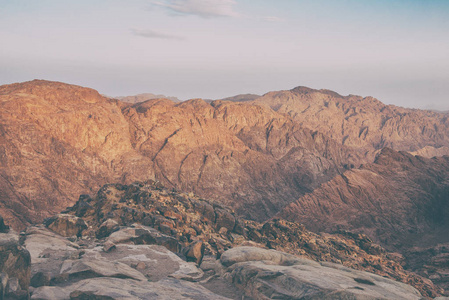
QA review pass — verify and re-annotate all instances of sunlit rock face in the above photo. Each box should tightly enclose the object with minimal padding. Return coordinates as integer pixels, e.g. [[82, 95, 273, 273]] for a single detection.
[[0, 80, 361, 228]]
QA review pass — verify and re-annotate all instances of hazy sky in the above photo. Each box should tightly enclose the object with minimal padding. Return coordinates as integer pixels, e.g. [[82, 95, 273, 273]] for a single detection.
[[1, 0, 448, 110]]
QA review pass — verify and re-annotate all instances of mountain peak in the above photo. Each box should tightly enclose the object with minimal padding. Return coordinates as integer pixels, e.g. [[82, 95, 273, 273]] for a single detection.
[[0, 79, 104, 104], [290, 86, 346, 99]]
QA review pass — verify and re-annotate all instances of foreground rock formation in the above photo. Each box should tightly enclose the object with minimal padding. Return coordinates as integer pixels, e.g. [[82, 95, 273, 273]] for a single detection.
[[19, 227, 426, 300], [45, 180, 441, 298], [1, 183, 441, 299], [221, 247, 423, 299], [0, 220, 31, 299]]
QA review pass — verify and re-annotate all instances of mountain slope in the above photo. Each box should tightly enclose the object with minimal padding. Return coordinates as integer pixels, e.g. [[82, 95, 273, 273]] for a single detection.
[[219, 93, 260, 102], [278, 148, 449, 250], [0, 80, 360, 229], [253, 87, 449, 158], [0, 80, 141, 228], [117, 93, 180, 103]]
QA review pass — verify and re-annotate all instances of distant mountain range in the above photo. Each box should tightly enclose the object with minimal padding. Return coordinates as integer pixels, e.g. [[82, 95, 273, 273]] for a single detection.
[[115, 93, 180, 103], [219, 93, 261, 102]]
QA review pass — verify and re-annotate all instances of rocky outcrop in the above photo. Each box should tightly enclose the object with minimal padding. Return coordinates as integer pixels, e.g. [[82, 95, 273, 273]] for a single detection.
[[31, 277, 230, 300], [23, 225, 427, 299], [220, 247, 423, 299], [55, 180, 441, 298], [44, 214, 88, 237], [0, 229, 31, 299], [24, 226, 228, 299], [253, 86, 449, 158], [404, 243, 449, 296], [18, 186, 435, 299]]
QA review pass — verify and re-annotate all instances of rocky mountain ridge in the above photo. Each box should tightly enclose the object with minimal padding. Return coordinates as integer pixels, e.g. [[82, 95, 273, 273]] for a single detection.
[[4, 80, 448, 230], [253, 86, 449, 158], [219, 93, 261, 102], [116, 93, 180, 103], [0, 80, 361, 229]]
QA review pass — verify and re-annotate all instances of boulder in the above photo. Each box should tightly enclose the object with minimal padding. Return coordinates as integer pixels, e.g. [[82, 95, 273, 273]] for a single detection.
[[221, 247, 423, 300], [81, 244, 203, 282], [183, 241, 205, 265], [0, 215, 10, 233], [22, 226, 80, 287], [31, 277, 230, 299], [106, 224, 181, 253], [44, 214, 87, 237], [220, 246, 302, 267], [96, 219, 119, 239], [27, 235, 204, 291], [59, 258, 147, 281], [0, 231, 31, 299], [214, 208, 235, 232]]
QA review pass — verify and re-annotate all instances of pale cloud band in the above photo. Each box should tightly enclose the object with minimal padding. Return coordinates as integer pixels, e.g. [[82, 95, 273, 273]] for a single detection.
[[130, 28, 184, 40], [152, 0, 240, 18]]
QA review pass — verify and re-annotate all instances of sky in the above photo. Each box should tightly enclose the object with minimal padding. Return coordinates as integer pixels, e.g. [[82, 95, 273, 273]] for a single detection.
[[1, 0, 448, 110]]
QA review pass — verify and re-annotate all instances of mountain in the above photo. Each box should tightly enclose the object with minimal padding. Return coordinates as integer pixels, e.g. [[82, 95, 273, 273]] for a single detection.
[[0, 80, 135, 229], [253, 86, 449, 158], [116, 93, 180, 103], [2, 79, 449, 296], [410, 146, 449, 158], [278, 147, 449, 249], [0, 80, 360, 229], [2, 80, 449, 231], [277, 148, 449, 293], [219, 93, 261, 102]]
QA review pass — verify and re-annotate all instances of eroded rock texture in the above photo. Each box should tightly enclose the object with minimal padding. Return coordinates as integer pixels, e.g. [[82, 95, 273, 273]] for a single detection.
[[278, 148, 449, 249], [253, 86, 449, 157], [52, 181, 441, 298], [0, 228, 31, 299], [0, 182, 431, 299], [0, 80, 361, 229]]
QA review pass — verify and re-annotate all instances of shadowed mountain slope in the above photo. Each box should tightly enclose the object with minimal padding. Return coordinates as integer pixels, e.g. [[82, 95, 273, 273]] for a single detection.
[[278, 148, 449, 250]]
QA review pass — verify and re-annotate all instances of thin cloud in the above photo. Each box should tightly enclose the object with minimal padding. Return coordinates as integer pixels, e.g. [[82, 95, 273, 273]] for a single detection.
[[130, 28, 184, 40], [152, 0, 240, 18], [261, 16, 285, 22]]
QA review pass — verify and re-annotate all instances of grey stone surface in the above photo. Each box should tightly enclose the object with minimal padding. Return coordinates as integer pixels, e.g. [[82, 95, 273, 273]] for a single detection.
[[31, 277, 230, 299], [221, 247, 423, 300]]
